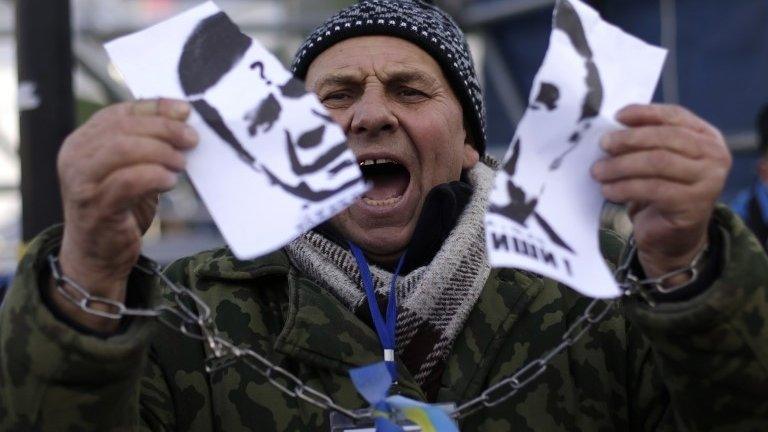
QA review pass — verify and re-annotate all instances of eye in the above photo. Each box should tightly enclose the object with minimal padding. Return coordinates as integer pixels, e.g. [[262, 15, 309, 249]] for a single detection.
[[396, 87, 428, 100], [321, 91, 353, 108], [324, 92, 348, 100]]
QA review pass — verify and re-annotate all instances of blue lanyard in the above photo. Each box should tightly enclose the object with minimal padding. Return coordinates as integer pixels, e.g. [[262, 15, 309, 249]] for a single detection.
[[348, 242, 406, 380]]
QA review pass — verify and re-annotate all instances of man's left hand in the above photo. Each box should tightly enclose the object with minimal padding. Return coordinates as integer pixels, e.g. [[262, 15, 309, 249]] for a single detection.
[[592, 104, 732, 283]]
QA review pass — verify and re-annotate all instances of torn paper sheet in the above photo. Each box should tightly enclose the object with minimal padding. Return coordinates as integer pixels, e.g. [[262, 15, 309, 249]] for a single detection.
[[105, 1, 368, 259], [485, 0, 667, 298]]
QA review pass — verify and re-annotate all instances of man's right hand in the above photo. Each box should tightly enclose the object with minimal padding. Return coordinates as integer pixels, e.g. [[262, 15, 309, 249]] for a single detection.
[[53, 98, 198, 332]]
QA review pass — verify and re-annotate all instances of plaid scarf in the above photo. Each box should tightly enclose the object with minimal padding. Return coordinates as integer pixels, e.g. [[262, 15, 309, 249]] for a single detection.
[[285, 162, 493, 393]]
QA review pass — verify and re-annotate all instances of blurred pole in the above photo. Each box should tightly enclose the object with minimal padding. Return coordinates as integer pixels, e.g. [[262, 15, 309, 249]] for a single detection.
[[15, 0, 75, 241], [483, 33, 526, 127]]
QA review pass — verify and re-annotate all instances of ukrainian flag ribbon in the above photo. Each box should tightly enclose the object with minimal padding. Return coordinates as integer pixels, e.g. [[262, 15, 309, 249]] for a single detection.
[[349, 362, 459, 432]]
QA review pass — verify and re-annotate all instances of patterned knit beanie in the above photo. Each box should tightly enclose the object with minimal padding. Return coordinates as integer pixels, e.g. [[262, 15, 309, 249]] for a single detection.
[[291, 0, 487, 155]]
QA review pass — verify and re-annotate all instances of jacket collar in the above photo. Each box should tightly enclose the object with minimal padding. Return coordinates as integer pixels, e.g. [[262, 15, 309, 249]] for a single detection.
[[268, 267, 546, 404], [194, 248, 291, 280], [191, 217, 546, 403], [274, 269, 427, 400], [195, 249, 428, 400]]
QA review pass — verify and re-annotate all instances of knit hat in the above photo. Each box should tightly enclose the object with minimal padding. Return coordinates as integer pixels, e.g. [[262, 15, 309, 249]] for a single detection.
[[291, 0, 487, 155]]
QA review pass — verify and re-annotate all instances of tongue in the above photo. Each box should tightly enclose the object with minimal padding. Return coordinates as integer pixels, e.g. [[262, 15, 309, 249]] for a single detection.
[[364, 171, 409, 200]]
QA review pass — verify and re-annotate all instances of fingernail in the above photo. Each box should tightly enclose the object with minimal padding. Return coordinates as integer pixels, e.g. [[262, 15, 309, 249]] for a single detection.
[[164, 172, 180, 186], [599, 134, 612, 150], [172, 101, 191, 118], [183, 126, 199, 144], [591, 161, 602, 178], [614, 104, 636, 121]]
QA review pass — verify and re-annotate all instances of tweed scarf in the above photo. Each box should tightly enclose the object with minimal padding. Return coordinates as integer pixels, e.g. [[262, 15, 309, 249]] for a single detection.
[[285, 162, 493, 388]]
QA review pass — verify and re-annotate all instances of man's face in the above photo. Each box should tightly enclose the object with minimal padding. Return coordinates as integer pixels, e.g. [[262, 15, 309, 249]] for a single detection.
[[305, 36, 479, 264]]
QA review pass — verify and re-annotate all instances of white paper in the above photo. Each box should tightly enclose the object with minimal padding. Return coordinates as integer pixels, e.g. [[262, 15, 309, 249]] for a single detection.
[[485, 0, 667, 298], [105, 1, 368, 259]]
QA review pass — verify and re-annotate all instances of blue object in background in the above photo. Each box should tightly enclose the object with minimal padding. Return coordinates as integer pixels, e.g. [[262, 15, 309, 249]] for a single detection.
[[724, 151, 762, 204]]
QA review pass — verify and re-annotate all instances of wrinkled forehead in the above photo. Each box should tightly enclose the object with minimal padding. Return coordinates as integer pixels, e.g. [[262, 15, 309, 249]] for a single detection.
[[304, 36, 449, 89]]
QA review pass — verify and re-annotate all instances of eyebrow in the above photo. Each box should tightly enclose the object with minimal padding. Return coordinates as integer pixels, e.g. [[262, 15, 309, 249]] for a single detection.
[[313, 69, 440, 93], [313, 73, 362, 93], [386, 70, 440, 89]]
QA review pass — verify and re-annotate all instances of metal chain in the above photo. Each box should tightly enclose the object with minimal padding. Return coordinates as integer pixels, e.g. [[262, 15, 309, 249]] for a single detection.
[[620, 240, 709, 305], [48, 255, 366, 421], [449, 297, 617, 419], [47, 239, 688, 424]]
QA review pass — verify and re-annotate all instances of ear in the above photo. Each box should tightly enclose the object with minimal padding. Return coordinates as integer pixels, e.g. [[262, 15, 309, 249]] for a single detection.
[[462, 142, 480, 170], [461, 125, 480, 169]]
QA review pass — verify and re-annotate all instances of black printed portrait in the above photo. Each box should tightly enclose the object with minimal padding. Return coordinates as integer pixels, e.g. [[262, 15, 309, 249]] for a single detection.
[[177, 12, 361, 202], [490, 0, 604, 253]]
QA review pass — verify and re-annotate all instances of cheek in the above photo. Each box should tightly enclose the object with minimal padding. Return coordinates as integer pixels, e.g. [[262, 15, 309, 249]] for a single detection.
[[329, 109, 352, 131], [403, 108, 466, 181]]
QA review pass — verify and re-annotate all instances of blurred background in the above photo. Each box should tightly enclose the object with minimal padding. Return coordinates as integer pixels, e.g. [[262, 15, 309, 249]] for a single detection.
[[0, 0, 766, 296]]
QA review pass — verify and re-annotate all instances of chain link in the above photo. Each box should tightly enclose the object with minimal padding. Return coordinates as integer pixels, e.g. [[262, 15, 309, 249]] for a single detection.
[[49, 256, 162, 320], [618, 240, 708, 306], [48, 242, 678, 424], [48, 255, 370, 421], [449, 298, 617, 419]]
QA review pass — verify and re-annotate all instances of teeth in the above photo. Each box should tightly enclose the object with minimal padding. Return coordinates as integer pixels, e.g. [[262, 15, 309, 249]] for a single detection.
[[362, 195, 403, 206], [359, 158, 398, 166]]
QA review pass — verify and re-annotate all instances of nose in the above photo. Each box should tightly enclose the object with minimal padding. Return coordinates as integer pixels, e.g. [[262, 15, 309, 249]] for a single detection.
[[350, 89, 398, 137]]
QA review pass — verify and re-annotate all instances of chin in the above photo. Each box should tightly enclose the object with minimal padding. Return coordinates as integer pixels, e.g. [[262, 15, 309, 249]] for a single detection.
[[333, 217, 413, 261], [362, 228, 411, 255], [329, 152, 428, 262]]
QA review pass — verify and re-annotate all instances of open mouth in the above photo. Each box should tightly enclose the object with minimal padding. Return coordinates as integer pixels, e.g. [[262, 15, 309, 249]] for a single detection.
[[359, 158, 411, 207]]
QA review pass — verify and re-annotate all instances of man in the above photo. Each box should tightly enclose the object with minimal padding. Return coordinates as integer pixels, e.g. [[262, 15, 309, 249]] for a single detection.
[[731, 105, 768, 251], [1, 1, 766, 431]]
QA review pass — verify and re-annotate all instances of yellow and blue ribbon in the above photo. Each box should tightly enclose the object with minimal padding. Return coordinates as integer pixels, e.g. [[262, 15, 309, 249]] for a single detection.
[[348, 243, 456, 431], [350, 362, 459, 432]]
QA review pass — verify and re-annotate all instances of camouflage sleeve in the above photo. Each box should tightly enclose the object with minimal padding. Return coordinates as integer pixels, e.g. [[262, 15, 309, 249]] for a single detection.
[[0, 225, 175, 431], [624, 206, 768, 431]]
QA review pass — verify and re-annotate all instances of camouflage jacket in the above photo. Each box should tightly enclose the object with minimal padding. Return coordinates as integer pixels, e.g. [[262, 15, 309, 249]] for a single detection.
[[1, 207, 767, 431]]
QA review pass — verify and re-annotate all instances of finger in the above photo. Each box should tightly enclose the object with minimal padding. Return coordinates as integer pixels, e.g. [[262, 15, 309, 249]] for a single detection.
[[616, 104, 720, 136], [592, 149, 702, 184], [118, 115, 199, 150], [130, 98, 191, 121], [90, 136, 187, 181], [100, 164, 179, 212], [601, 177, 689, 208], [626, 201, 644, 219], [600, 125, 707, 159]]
